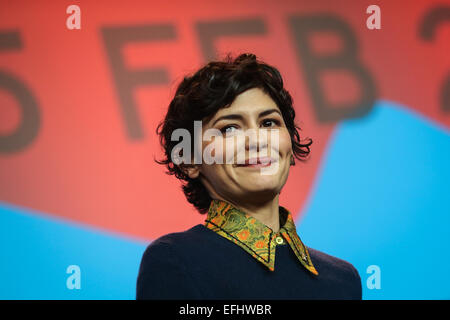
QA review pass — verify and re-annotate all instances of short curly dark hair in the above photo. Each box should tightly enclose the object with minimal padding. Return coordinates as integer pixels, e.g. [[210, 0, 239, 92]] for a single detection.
[[155, 53, 312, 214]]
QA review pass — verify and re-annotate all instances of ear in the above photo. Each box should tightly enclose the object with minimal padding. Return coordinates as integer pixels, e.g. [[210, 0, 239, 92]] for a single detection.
[[180, 164, 201, 179]]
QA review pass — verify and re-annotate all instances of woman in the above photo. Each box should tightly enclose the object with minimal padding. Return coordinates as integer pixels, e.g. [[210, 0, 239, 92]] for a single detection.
[[136, 53, 362, 299]]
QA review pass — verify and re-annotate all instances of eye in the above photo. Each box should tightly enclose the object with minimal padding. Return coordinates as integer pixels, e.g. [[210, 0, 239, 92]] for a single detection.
[[220, 125, 239, 135], [261, 118, 280, 127]]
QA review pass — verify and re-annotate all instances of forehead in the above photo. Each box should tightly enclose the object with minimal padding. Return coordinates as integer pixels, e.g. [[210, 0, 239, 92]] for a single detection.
[[210, 88, 279, 119]]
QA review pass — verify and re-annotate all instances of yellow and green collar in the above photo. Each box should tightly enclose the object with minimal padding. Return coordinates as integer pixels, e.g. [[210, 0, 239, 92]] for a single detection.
[[204, 199, 318, 275]]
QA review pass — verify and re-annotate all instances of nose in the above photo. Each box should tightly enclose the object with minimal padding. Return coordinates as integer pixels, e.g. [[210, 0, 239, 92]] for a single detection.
[[245, 125, 269, 154]]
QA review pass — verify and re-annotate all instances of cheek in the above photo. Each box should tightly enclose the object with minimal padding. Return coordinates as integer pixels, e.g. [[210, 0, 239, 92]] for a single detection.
[[201, 138, 229, 176], [269, 129, 292, 156], [201, 135, 227, 163], [279, 131, 293, 154]]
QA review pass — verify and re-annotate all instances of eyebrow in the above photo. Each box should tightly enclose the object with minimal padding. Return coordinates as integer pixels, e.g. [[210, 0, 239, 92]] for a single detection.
[[211, 108, 282, 126]]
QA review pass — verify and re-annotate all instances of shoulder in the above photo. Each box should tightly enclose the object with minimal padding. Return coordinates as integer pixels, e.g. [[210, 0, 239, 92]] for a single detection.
[[141, 224, 209, 257], [136, 224, 207, 299], [307, 247, 362, 299], [308, 247, 358, 275]]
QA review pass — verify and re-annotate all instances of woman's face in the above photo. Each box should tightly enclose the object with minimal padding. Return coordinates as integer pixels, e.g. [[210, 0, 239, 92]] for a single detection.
[[186, 87, 294, 204]]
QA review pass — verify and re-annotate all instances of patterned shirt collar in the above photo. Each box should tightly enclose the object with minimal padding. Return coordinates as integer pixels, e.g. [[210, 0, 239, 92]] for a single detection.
[[204, 199, 318, 275]]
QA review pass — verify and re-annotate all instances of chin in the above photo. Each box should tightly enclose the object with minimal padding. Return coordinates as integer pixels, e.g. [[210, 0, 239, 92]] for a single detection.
[[241, 179, 281, 194]]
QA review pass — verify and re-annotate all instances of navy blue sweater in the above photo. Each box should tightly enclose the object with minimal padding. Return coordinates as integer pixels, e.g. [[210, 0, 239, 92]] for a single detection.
[[136, 224, 362, 300]]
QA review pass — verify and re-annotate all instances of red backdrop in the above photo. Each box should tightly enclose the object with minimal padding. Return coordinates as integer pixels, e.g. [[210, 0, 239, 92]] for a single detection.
[[0, 0, 449, 240]]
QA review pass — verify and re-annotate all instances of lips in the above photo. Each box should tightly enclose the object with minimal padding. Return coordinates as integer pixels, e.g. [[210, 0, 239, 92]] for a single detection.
[[236, 156, 278, 167]]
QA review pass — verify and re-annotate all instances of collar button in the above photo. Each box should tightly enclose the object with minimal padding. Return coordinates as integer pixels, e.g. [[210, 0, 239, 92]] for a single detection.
[[275, 236, 284, 245]]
